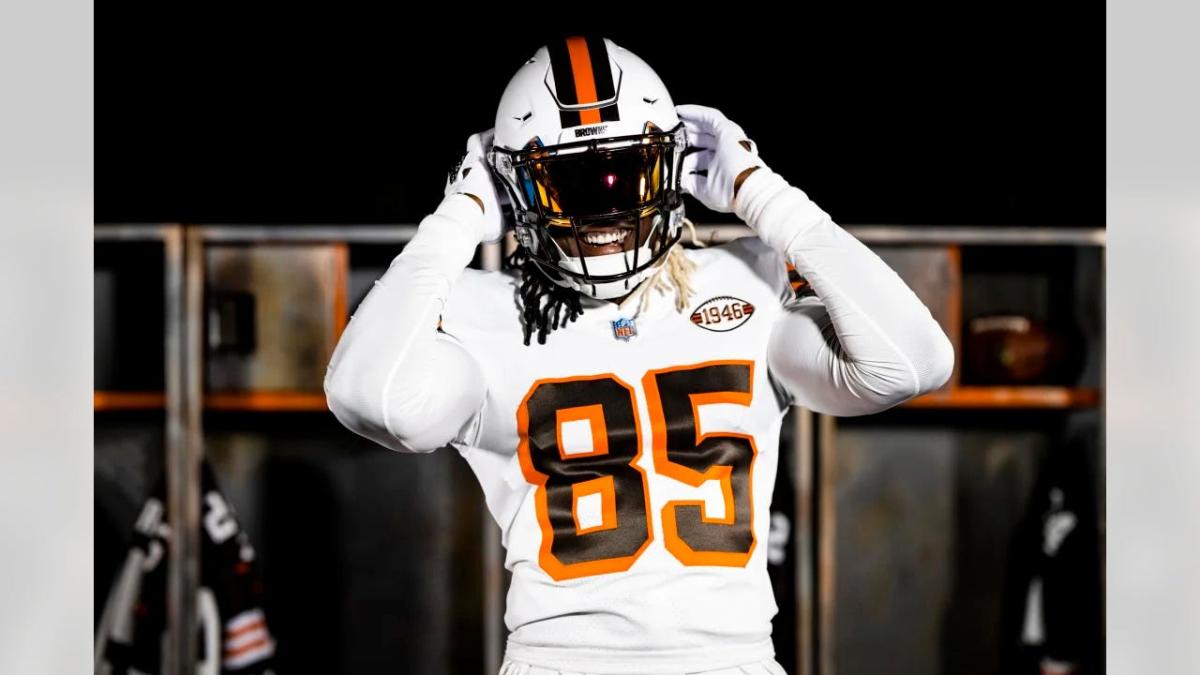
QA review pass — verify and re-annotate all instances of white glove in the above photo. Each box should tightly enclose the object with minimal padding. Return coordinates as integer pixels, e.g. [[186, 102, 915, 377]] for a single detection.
[[676, 104, 765, 214], [443, 129, 508, 243]]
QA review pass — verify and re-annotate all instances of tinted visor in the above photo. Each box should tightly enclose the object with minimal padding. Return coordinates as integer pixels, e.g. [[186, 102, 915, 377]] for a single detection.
[[518, 144, 666, 218]]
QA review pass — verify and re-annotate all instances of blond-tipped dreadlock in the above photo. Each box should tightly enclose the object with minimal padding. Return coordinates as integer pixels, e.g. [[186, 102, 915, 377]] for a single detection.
[[508, 217, 706, 346], [626, 216, 706, 318]]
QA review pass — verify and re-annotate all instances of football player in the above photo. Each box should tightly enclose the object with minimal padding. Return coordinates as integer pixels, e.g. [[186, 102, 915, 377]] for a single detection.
[[325, 36, 954, 675]]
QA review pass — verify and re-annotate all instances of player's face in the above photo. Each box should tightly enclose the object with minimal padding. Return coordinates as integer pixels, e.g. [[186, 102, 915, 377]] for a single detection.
[[547, 212, 659, 258]]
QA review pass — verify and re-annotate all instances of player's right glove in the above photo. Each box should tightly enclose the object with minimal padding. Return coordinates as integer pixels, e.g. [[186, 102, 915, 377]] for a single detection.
[[443, 129, 508, 244]]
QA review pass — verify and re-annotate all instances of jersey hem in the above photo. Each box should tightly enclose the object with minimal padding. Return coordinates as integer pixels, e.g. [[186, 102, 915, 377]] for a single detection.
[[502, 637, 775, 674]]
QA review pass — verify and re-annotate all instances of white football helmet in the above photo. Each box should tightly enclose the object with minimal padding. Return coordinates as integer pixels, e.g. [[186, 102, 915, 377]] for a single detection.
[[487, 36, 687, 300]]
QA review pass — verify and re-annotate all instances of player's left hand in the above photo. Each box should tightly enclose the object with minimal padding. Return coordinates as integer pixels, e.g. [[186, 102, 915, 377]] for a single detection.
[[676, 104, 767, 213]]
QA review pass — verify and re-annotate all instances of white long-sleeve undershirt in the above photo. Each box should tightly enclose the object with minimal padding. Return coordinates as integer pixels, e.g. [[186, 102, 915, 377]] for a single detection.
[[325, 179, 955, 453], [737, 167, 955, 415], [324, 193, 488, 453]]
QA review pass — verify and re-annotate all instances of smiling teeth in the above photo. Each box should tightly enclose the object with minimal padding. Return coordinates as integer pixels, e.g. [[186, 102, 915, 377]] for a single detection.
[[582, 230, 629, 245]]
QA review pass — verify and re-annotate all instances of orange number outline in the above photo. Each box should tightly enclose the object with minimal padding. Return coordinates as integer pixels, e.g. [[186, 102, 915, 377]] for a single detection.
[[642, 360, 758, 567], [571, 475, 618, 535], [516, 373, 653, 581]]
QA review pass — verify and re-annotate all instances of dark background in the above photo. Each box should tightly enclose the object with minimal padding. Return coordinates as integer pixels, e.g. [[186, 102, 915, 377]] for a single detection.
[[95, 8, 1103, 673], [98, 5, 1101, 226]]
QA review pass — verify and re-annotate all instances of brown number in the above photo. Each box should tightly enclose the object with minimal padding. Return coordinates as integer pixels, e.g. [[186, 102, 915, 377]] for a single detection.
[[516, 374, 652, 580], [643, 361, 757, 566], [517, 362, 758, 579]]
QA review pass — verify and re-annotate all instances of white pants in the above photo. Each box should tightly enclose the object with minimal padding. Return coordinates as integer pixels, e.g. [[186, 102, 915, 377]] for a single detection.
[[498, 658, 788, 675]]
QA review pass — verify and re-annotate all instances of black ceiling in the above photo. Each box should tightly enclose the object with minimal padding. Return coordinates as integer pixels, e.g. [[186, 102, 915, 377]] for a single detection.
[[97, 6, 1101, 226]]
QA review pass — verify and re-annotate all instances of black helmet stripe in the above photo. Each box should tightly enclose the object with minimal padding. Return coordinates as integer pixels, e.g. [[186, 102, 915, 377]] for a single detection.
[[584, 35, 616, 102], [547, 39, 579, 105]]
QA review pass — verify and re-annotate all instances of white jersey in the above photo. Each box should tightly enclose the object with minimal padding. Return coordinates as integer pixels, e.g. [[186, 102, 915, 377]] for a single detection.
[[325, 176, 955, 673], [448, 237, 795, 670]]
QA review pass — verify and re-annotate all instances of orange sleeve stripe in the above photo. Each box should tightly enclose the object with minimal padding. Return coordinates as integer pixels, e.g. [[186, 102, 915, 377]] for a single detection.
[[226, 618, 266, 639], [224, 636, 271, 658]]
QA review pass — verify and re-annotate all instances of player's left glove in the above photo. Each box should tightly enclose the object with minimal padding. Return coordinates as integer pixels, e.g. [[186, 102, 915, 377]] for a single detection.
[[676, 104, 767, 214], [677, 103, 811, 254]]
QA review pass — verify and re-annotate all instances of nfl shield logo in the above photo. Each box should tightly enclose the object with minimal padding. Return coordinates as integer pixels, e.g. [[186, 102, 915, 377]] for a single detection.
[[611, 317, 637, 341]]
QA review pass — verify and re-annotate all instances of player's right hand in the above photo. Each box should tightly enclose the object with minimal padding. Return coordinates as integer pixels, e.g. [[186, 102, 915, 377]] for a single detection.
[[444, 129, 507, 244]]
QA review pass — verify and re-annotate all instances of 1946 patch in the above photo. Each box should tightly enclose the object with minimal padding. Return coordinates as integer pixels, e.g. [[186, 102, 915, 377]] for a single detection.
[[690, 296, 755, 332]]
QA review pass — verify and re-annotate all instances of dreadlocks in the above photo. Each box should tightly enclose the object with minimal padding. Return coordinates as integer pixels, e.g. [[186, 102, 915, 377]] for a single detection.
[[507, 246, 585, 346], [507, 217, 706, 346]]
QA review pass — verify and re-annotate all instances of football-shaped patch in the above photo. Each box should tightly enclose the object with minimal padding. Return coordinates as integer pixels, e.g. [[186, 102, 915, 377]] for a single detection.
[[690, 296, 756, 332]]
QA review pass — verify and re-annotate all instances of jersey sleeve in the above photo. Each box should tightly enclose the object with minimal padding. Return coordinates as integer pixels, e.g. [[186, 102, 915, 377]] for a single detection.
[[736, 169, 956, 415], [323, 194, 488, 453]]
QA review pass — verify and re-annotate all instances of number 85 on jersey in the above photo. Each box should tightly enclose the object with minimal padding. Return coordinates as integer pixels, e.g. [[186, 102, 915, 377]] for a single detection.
[[517, 360, 759, 581]]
